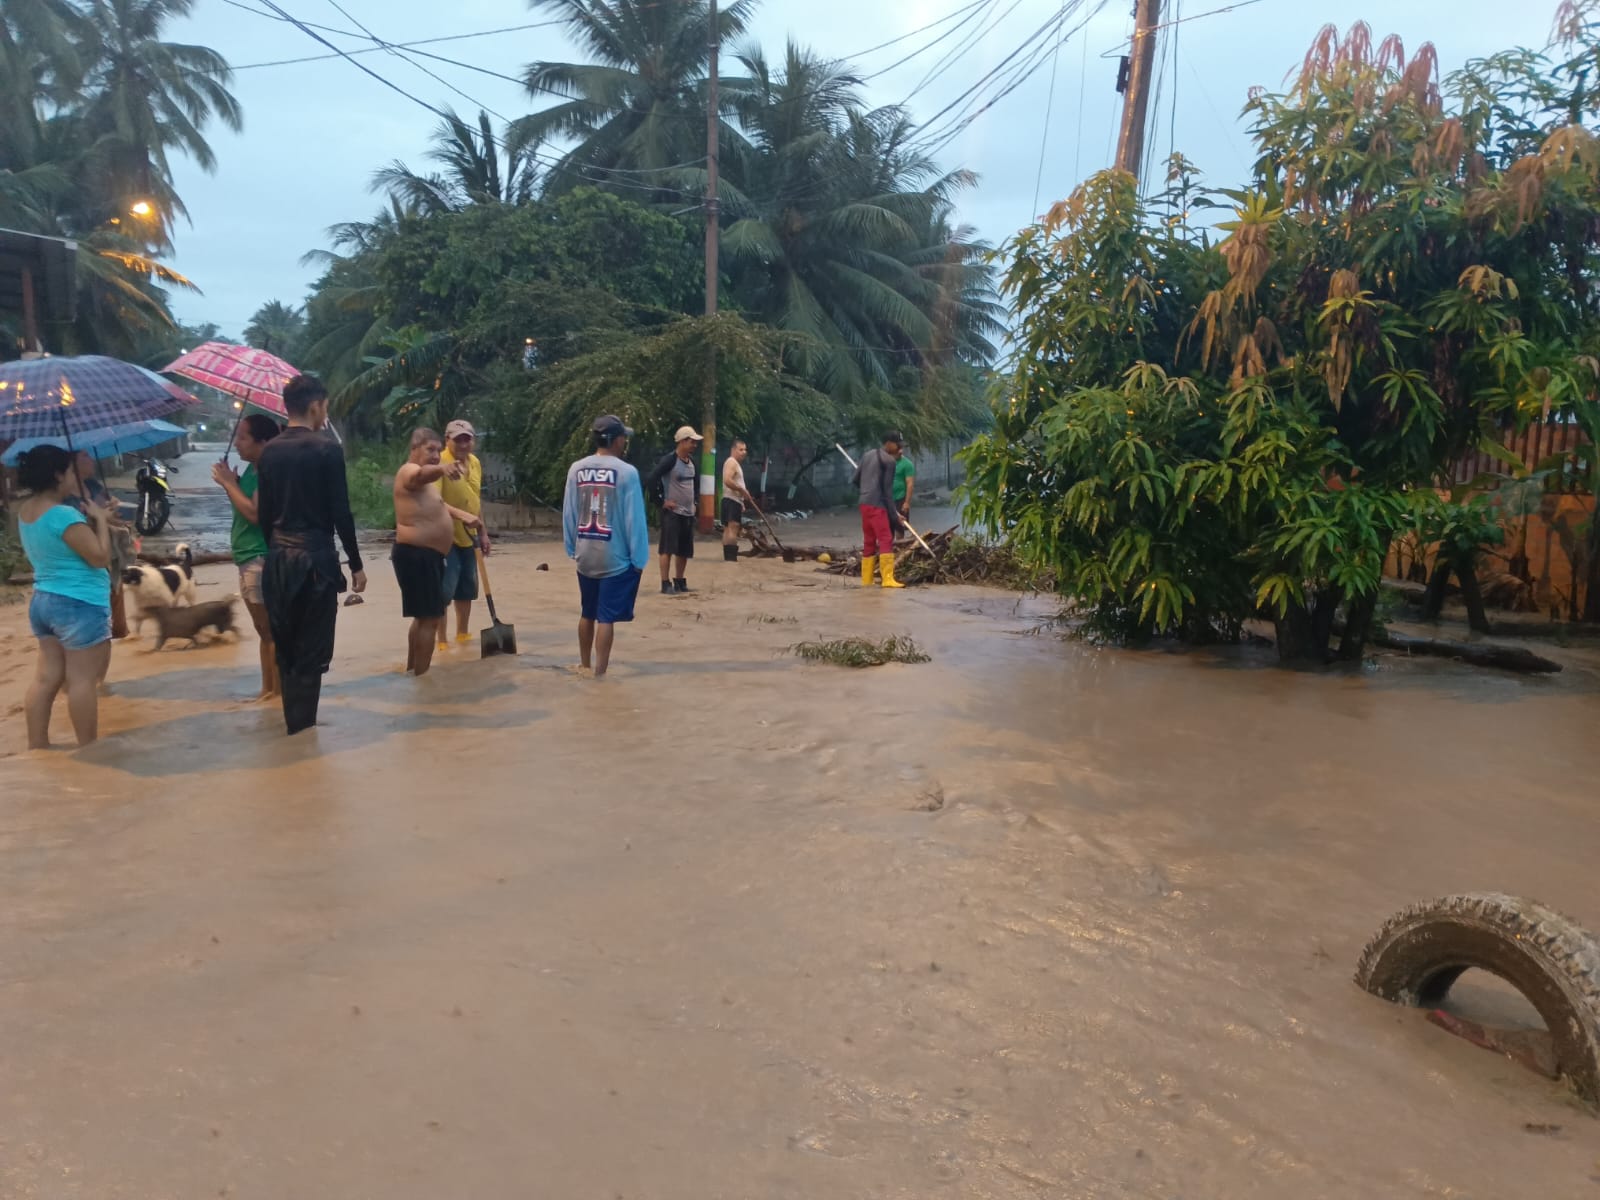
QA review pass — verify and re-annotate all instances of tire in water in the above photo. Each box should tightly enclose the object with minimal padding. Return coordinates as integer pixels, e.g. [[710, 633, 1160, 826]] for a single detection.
[[1354, 893, 1600, 1104]]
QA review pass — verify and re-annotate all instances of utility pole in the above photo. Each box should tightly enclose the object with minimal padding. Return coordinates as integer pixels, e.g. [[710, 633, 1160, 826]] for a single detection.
[[1113, 0, 1162, 181], [697, 0, 720, 533]]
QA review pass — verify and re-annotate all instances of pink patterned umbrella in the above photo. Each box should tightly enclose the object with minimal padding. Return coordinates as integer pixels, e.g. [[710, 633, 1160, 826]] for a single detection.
[[162, 341, 297, 416]]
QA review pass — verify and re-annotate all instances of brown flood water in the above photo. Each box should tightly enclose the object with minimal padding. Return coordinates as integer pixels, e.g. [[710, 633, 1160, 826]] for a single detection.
[[2, 534, 1598, 1198]]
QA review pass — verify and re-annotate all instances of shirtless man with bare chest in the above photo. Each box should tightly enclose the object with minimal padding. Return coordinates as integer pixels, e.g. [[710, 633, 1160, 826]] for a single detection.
[[391, 427, 483, 676]]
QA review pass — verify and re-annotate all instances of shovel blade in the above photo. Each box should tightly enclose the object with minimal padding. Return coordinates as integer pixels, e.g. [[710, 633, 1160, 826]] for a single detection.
[[480, 622, 517, 658]]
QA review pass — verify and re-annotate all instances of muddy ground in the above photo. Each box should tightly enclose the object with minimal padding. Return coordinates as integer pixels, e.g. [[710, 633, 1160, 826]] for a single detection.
[[2, 511, 1599, 1198]]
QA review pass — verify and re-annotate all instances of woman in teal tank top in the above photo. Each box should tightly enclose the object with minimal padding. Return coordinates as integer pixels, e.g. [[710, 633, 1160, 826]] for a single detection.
[[15, 444, 113, 749]]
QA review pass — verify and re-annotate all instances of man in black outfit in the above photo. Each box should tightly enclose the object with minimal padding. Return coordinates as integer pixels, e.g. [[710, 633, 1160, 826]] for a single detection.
[[254, 375, 367, 734]]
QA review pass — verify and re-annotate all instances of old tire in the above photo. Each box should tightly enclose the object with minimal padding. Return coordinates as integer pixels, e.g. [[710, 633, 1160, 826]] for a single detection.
[[1355, 893, 1600, 1104]]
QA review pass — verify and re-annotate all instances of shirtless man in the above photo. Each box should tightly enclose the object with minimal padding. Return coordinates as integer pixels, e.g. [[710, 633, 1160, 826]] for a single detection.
[[391, 427, 483, 676]]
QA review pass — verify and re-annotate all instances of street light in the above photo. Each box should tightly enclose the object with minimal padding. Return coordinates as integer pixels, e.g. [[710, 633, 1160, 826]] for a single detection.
[[130, 200, 154, 218]]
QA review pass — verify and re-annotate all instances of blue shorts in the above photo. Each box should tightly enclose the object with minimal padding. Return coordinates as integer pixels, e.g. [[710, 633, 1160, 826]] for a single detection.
[[440, 544, 480, 602], [29, 590, 112, 651], [578, 568, 642, 625]]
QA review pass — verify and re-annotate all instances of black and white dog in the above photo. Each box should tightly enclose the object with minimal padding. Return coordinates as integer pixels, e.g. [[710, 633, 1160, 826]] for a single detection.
[[122, 543, 197, 635]]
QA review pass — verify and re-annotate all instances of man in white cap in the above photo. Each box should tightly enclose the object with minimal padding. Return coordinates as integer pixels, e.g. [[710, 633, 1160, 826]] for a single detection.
[[437, 419, 488, 648], [645, 424, 702, 595]]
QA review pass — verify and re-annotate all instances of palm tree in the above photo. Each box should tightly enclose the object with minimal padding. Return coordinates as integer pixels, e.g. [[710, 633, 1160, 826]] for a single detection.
[[515, 0, 756, 194], [720, 45, 1000, 395], [243, 300, 306, 359], [76, 0, 242, 240], [371, 108, 540, 214]]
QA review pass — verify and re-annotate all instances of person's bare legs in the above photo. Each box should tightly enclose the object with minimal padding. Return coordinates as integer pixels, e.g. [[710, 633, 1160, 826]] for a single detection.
[[413, 617, 441, 676], [673, 555, 687, 584], [63, 642, 110, 746], [593, 622, 617, 678], [25, 637, 66, 749], [723, 520, 741, 549], [453, 599, 472, 642], [578, 617, 595, 671], [658, 552, 671, 586], [245, 600, 278, 700]]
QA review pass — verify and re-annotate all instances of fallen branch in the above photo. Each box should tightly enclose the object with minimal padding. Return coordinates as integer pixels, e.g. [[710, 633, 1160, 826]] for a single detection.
[[8, 549, 232, 585], [139, 549, 231, 567], [1351, 624, 1564, 674]]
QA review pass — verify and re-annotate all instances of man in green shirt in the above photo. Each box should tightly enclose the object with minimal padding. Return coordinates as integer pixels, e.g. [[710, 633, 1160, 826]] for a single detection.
[[212, 413, 282, 701], [892, 449, 916, 532]]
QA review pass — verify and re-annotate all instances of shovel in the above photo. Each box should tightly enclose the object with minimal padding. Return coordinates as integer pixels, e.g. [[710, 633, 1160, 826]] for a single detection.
[[743, 496, 791, 557], [476, 549, 517, 658]]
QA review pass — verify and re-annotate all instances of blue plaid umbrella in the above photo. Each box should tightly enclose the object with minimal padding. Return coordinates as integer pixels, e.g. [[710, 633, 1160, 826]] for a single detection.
[[0, 356, 196, 448]]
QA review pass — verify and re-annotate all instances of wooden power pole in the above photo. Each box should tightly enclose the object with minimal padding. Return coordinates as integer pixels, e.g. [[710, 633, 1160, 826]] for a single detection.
[[1114, 0, 1162, 181], [697, 0, 720, 533]]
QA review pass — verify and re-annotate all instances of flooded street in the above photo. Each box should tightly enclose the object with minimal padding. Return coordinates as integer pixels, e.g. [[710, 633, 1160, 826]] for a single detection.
[[2, 532, 1598, 1198]]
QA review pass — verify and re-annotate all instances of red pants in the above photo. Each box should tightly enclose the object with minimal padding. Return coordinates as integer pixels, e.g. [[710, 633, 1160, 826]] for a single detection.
[[861, 505, 895, 557]]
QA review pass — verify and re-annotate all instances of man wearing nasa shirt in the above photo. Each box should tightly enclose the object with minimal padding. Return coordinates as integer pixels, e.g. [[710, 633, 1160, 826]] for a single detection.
[[562, 414, 651, 678]]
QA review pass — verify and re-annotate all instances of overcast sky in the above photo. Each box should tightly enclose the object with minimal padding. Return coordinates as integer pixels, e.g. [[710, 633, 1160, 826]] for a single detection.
[[163, 0, 1555, 338]]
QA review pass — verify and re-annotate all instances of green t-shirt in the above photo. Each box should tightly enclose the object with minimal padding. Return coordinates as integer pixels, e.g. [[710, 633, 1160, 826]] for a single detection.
[[231, 464, 269, 565], [892, 454, 916, 502]]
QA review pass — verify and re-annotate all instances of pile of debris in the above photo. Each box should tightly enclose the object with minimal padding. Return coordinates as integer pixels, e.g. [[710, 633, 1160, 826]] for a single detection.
[[742, 524, 1055, 592], [821, 528, 1055, 590]]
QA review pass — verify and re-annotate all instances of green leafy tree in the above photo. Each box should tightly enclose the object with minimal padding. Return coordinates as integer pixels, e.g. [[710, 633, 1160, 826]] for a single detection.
[[371, 108, 541, 213], [721, 44, 1001, 397], [242, 299, 305, 360], [515, 0, 755, 191], [0, 0, 238, 354], [965, 18, 1600, 659]]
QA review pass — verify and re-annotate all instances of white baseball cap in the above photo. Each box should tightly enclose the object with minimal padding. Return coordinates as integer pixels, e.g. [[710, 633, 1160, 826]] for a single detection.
[[674, 425, 703, 443]]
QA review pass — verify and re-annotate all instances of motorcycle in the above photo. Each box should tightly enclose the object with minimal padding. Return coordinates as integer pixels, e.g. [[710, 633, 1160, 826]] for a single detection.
[[134, 457, 176, 535]]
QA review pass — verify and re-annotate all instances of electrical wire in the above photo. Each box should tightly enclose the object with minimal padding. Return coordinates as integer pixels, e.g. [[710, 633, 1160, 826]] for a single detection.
[[913, 1, 1110, 159], [1031, 14, 1066, 218], [908, 1, 1069, 143], [862, 0, 1001, 84], [252, 0, 685, 198], [1071, 4, 1088, 183], [849, 0, 993, 62]]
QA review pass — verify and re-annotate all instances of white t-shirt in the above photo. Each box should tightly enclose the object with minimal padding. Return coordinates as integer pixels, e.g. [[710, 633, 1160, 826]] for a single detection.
[[722, 456, 747, 503]]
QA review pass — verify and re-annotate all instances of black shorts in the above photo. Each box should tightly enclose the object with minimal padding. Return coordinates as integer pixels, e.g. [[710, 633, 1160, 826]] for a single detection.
[[720, 497, 744, 527], [659, 510, 696, 558], [391, 542, 446, 619]]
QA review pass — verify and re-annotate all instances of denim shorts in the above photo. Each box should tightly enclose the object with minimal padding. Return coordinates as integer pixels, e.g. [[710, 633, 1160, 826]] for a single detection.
[[440, 544, 479, 602], [29, 590, 112, 651]]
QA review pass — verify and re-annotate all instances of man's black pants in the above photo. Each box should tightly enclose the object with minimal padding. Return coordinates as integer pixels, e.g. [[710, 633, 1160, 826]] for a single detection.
[[263, 543, 341, 735]]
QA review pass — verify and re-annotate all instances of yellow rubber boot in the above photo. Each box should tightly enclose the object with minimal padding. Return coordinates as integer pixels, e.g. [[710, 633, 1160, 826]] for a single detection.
[[879, 554, 906, 588], [860, 554, 877, 586]]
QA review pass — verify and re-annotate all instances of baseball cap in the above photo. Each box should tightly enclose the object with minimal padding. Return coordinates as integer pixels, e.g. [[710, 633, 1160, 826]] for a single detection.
[[883, 429, 905, 446], [592, 414, 633, 440], [445, 419, 475, 440], [674, 425, 704, 443]]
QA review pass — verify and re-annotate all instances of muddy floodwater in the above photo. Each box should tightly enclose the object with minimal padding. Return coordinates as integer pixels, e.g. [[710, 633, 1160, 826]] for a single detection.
[[2, 526, 1598, 1198]]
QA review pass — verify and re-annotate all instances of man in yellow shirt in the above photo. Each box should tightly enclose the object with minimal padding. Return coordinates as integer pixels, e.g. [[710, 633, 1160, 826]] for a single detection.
[[437, 419, 489, 648]]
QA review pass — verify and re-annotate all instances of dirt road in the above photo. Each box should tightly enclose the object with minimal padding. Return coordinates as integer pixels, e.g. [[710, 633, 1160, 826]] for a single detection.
[[2, 536, 1597, 1198]]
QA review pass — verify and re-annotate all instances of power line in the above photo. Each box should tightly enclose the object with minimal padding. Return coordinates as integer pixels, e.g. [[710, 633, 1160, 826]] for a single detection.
[[228, 18, 565, 71], [320, 0, 513, 123], [1031, 14, 1065, 218], [1099, 0, 1264, 56], [850, 0, 993, 61], [914, 1, 1110, 158], [862, 0, 1002, 84], [1071, 5, 1088, 183], [251, 0, 678, 198]]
